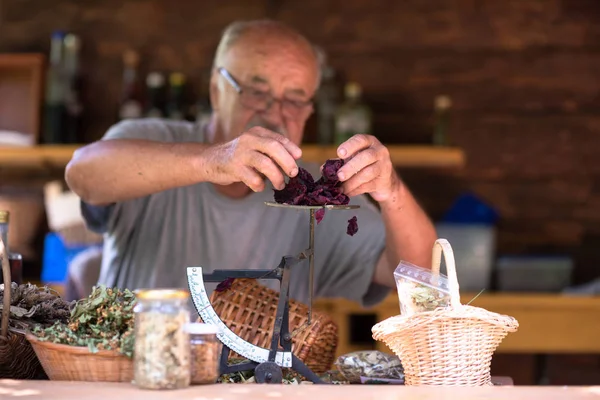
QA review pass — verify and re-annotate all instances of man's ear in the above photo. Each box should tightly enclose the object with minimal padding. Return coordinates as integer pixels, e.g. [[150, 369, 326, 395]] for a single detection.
[[209, 71, 219, 112]]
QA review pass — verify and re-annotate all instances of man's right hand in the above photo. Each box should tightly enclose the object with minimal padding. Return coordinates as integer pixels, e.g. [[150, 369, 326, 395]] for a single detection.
[[203, 127, 302, 192]]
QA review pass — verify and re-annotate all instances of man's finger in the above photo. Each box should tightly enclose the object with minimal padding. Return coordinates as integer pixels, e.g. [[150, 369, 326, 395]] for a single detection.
[[253, 136, 299, 178], [342, 164, 379, 194], [337, 134, 376, 159], [250, 126, 303, 160], [239, 166, 265, 192], [249, 152, 287, 190], [337, 148, 378, 182]]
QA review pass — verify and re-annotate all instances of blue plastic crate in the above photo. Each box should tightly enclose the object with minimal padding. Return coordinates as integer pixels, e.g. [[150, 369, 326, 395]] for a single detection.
[[41, 232, 102, 284]]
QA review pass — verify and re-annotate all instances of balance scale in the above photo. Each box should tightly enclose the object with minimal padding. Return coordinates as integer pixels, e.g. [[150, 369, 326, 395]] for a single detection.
[[186, 201, 359, 384]]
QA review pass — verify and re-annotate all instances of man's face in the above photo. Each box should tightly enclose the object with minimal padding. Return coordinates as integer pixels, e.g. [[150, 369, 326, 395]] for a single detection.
[[210, 38, 319, 147]]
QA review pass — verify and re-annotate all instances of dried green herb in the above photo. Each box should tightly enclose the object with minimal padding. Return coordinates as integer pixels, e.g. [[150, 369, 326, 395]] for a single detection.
[[335, 350, 404, 384], [0, 282, 72, 332], [32, 285, 136, 357]]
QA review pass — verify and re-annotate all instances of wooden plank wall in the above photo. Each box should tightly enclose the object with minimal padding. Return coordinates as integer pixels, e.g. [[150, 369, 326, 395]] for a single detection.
[[1, 0, 600, 384]]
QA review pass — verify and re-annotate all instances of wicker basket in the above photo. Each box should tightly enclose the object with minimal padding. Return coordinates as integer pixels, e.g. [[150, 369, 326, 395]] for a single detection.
[[25, 333, 133, 382], [204, 278, 338, 374], [0, 237, 47, 380], [372, 239, 519, 386]]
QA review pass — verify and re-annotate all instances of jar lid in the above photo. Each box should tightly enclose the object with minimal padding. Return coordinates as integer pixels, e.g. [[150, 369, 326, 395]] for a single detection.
[[0, 210, 9, 224], [184, 322, 220, 335], [135, 288, 189, 300]]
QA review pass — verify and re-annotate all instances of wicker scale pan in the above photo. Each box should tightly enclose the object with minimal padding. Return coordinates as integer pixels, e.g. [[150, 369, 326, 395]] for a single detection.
[[186, 202, 358, 384]]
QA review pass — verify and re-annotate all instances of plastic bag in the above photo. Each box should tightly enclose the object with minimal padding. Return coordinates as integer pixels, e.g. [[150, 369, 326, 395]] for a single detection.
[[394, 261, 451, 316], [334, 350, 404, 384]]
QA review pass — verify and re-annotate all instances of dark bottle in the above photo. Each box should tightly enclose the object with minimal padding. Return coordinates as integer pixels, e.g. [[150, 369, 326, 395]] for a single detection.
[[42, 31, 68, 144], [167, 72, 186, 120], [118, 50, 143, 121], [144, 72, 166, 118], [0, 210, 23, 286], [63, 33, 83, 143]]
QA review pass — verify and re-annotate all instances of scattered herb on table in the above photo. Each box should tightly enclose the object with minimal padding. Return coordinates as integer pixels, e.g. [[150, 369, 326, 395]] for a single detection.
[[334, 350, 404, 384], [32, 285, 136, 357]]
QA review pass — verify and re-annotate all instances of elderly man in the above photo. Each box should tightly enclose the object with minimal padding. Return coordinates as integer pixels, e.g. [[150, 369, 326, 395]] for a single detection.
[[65, 19, 436, 307]]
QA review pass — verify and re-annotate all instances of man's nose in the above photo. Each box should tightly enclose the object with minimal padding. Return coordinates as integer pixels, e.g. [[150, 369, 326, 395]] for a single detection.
[[260, 100, 285, 130]]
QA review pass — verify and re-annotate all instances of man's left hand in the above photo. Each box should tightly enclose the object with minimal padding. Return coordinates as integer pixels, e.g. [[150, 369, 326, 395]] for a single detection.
[[334, 134, 401, 203]]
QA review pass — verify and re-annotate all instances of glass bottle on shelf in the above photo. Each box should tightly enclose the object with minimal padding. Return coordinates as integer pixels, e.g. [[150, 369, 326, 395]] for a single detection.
[[63, 33, 82, 143], [166, 72, 186, 120], [42, 30, 68, 144], [144, 72, 166, 118], [314, 46, 338, 145], [334, 82, 372, 146], [118, 50, 143, 121], [194, 69, 212, 126], [0, 210, 22, 285], [433, 95, 452, 146]]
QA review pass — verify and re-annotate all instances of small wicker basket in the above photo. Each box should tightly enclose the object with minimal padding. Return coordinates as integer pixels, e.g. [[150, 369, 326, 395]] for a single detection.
[[205, 278, 338, 374], [372, 238, 519, 386], [0, 237, 47, 380], [25, 333, 133, 382]]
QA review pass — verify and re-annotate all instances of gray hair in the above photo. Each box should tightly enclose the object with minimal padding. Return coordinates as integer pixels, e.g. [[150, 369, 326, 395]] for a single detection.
[[212, 19, 322, 88]]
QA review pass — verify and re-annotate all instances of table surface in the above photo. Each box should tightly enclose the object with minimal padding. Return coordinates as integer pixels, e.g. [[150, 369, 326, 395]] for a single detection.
[[1, 381, 599, 400]]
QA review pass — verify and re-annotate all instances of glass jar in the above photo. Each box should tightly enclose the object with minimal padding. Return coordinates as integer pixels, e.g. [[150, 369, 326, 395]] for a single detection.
[[184, 323, 221, 385], [133, 289, 191, 390]]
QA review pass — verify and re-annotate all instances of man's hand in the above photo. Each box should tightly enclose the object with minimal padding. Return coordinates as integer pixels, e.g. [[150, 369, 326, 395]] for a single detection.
[[335, 134, 400, 203], [205, 126, 302, 192]]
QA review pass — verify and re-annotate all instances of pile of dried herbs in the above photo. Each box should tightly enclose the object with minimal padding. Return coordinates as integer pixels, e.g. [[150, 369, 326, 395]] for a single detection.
[[0, 282, 72, 332], [32, 285, 136, 357]]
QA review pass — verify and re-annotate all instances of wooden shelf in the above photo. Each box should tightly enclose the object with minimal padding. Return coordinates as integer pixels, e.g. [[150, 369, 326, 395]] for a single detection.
[[0, 144, 465, 171]]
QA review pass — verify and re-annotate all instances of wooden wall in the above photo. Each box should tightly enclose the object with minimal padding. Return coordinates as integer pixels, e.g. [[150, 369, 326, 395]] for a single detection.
[[2, 0, 600, 385]]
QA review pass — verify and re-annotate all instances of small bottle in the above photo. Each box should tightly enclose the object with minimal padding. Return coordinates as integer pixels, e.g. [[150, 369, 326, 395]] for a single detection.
[[185, 323, 221, 385], [42, 31, 68, 144], [144, 72, 166, 118], [118, 50, 143, 120], [166, 72, 186, 120], [334, 82, 372, 146], [133, 289, 191, 390], [433, 95, 452, 146], [0, 210, 22, 286]]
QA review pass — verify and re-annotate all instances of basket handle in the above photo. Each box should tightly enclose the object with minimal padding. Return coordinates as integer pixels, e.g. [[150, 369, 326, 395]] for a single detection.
[[0, 237, 11, 340], [431, 238, 461, 308]]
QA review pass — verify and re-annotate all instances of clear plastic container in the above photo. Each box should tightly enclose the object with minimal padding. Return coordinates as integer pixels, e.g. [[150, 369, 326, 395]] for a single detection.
[[184, 323, 222, 385], [394, 261, 452, 316]]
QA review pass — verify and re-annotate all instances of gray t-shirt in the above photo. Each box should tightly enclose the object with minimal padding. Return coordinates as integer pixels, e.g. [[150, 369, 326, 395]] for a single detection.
[[81, 118, 390, 308]]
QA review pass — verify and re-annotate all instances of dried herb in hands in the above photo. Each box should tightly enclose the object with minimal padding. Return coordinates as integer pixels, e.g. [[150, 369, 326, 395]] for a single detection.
[[273, 159, 359, 235], [32, 285, 136, 357]]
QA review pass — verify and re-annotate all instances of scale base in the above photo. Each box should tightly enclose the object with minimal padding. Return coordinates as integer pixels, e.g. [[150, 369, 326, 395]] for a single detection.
[[219, 344, 325, 384]]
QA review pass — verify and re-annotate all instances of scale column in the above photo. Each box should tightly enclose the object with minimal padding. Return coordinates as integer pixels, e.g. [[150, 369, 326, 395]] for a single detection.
[[308, 209, 315, 325]]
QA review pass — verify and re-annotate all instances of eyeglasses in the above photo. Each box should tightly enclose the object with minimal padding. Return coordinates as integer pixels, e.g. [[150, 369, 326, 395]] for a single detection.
[[218, 67, 314, 119]]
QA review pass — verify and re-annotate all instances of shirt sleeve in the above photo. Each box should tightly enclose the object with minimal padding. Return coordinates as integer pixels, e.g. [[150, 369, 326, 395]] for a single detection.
[[314, 194, 392, 308], [79, 119, 182, 234]]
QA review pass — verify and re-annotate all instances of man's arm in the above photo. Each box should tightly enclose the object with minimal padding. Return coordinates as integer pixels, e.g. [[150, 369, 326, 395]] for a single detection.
[[335, 134, 437, 288], [66, 139, 210, 206], [65, 125, 303, 206], [372, 180, 437, 287]]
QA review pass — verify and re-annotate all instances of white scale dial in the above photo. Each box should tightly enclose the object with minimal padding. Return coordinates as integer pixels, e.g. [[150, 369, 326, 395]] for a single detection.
[[186, 267, 293, 368]]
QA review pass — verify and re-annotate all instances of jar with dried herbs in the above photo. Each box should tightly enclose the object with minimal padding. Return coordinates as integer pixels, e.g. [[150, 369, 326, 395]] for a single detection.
[[184, 322, 221, 385], [133, 289, 191, 390]]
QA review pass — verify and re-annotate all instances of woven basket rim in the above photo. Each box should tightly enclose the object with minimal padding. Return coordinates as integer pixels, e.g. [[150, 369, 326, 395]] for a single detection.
[[25, 332, 129, 358]]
